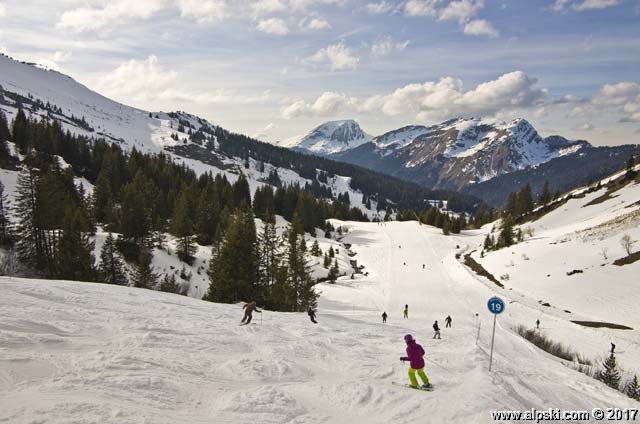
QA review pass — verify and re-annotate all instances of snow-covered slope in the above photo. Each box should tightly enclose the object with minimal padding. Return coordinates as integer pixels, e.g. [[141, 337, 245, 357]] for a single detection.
[[1, 218, 635, 423], [286, 120, 372, 156]]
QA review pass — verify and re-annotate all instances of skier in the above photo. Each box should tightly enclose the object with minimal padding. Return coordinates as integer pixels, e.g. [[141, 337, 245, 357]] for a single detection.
[[422, 264, 425, 269], [241, 301, 261, 324], [400, 334, 431, 389], [610, 342, 616, 354], [403, 304, 408, 319], [382, 311, 388, 323], [445, 315, 452, 328], [307, 307, 317, 324], [432, 321, 441, 339], [536, 319, 540, 329], [403, 262, 406, 266]]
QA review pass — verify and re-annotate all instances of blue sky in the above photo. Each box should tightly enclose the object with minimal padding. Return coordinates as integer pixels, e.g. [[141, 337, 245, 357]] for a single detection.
[[0, 0, 639, 146]]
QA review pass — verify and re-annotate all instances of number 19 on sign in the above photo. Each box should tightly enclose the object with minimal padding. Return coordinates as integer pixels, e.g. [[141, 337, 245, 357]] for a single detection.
[[487, 297, 505, 371]]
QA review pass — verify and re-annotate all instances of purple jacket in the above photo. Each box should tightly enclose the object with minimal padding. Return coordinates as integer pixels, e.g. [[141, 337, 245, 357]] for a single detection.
[[401, 340, 425, 369]]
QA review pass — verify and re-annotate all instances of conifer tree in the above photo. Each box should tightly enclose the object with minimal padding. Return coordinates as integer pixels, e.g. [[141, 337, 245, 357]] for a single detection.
[[257, 209, 282, 304], [130, 248, 159, 289], [538, 180, 552, 206], [99, 232, 128, 285], [328, 246, 335, 258], [625, 375, 640, 401], [498, 214, 515, 248], [14, 169, 41, 269], [323, 252, 331, 268], [0, 110, 10, 143], [56, 207, 96, 281], [0, 181, 12, 245], [599, 353, 621, 390], [328, 259, 339, 283], [283, 213, 318, 311], [310, 240, 322, 256], [12, 109, 30, 154], [173, 189, 196, 264]]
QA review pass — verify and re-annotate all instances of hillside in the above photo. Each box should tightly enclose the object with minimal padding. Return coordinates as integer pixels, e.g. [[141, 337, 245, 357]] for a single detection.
[[1, 216, 636, 423], [0, 54, 478, 214], [283, 120, 371, 156]]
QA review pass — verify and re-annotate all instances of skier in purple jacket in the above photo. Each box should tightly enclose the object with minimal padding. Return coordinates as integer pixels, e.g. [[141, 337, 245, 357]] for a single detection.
[[400, 334, 431, 389]]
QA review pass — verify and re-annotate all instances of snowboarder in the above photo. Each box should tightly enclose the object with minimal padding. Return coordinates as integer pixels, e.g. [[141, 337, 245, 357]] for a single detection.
[[400, 334, 431, 389], [382, 311, 388, 323], [307, 307, 317, 324], [610, 342, 616, 354], [445, 315, 452, 328], [241, 301, 261, 324], [432, 321, 441, 339], [536, 319, 540, 329], [403, 304, 408, 319]]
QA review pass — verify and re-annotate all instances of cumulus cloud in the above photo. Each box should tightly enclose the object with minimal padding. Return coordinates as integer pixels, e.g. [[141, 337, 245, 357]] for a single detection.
[[573, 123, 595, 131], [366, 1, 394, 14], [257, 17, 290, 35], [282, 71, 547, 122], [250, 0, 287, 16], [404, 0, 498, 38], [57, 0, 167, 32], [593, 82, 640, 122], [463, 19, 498, 38], [177, 0, 226, 23], [307, 17, 331, 29], [281, 91, 358, 118], [0, 3, 6, 18], [310, 42, 359, 71], [371, 37, 410, 57]]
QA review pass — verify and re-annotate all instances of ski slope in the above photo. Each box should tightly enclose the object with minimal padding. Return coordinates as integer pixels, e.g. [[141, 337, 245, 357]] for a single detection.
[[1, 221, 634, 424]]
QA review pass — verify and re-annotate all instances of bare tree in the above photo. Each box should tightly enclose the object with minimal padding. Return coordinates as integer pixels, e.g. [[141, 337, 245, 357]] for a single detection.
[[600, 247, 609, 260], [621, 234, 636, 256]]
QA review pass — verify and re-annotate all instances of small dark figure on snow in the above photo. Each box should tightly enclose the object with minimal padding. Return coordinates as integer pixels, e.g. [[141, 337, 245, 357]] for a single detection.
[[422, 264, 425, 269], [403, 304, 409, 319], [433, 321, 441, 339], [536, 319, 540, 329], [382, 311, 388, 323], [241, 301, 261, 324], [403, 262, 406, 266], [610, 342, 616, 354], [445, 315, 452, 328], [307, 307, 317, 324]]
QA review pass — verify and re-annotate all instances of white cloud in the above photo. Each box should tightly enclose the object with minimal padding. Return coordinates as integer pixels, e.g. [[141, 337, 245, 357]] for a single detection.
[[257, 18, 290, 35], [573, 0, 619, 11], [281, 91, 358, 118], [0, 3, 6, 18], [366, 1, 394, 14], [310, 42, 359, 71], [574, 123, 595, 131], [371, 37, 410, 57], [250, 0, 287, 16], [438, 0, 483, 22], [551, 0, 620, 12], [53, 51, 73, 63], [463, 19, 498, 38], [404, 0, 439, 17], [594, 82, 640, 122], [307, 18, 331, 29], [57, 0, 167, 32], [177, 0, 226, 23]]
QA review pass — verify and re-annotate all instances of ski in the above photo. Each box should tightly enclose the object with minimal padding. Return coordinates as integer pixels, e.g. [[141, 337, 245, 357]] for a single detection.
[[391, 381, 434, 391]]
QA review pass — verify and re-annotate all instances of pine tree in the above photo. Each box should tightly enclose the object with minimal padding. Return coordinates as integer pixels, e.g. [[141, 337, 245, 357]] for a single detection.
[[283, 213, 318, 311], [130, 248, 159, 289], [12, 109, 30, 154], [483, 234, 494, 250], [56, 206, 96, 281], [0, 181, 12, 245], [257, 210, 282, 306], [627, 154, 637, 179], [625, 375, 640, 401], [14, 169, 40, 269], [599, 353, 621, 390], [310, 240, 321, 256], [206, 206, 258, 303], [538, 180, 552, 206], [323, 252, 331, 268], [328, 246, 335, 258], [328, 259, 339, 283], [99, 232, 128, 285], [498, 214, 514, 248], [172, 189, 196, 264]]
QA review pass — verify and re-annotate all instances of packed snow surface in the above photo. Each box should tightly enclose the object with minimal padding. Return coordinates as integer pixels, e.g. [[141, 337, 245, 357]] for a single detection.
[[1, 219, 636, 423]]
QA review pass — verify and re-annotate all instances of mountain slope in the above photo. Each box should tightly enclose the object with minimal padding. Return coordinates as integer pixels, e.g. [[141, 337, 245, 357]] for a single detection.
[[333, 117, 593, 192], [0, 54, 480, 214], [285, 120, 371, 156]]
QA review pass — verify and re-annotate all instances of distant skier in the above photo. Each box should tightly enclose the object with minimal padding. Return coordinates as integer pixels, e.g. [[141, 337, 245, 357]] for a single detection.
[[382, 311, 388, 323], [610, 343, 616, 354], [445, 315, 452, 328], [403, 304, 409, 319], [241, 301, 261, 324], [307, 307, 317, 324], [536, 319, 540, 329], [432, 321, 441, 339], [403, 262, 406, 266], [422, 264, 425, 269], [400, 334, 431, 389]]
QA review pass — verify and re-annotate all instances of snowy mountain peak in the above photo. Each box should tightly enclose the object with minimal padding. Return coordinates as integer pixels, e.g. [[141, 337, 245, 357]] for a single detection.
[[291, 120, 372, 156]]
